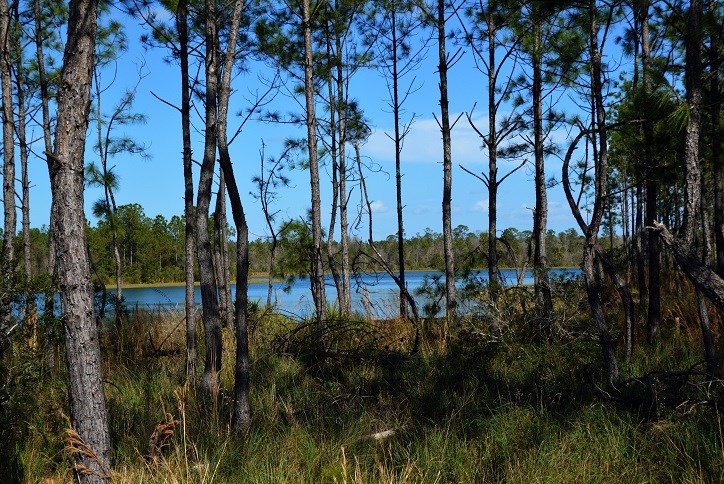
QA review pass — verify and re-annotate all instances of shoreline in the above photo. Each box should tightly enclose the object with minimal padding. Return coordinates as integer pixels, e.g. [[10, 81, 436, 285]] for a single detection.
[[117, 266, 580, 289]]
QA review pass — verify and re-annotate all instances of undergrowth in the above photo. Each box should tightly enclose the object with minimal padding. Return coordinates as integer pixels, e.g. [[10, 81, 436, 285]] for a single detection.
[[1, 280, 723, 483]]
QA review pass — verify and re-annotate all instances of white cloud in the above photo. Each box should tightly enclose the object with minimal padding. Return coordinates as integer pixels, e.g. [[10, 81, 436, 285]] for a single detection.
[[369, 200, 388, 213], [471, 199, 489, 213], [364, 114, 490, 165]]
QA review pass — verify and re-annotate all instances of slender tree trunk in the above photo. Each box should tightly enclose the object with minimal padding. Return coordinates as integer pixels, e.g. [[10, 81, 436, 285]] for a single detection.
[[303, 0, 327, 328], [13, 24, 30, 280], [487, 13, 500, 301], [587, 0, 618, 384], [680, 0, 703, 246], [336, 31, 351, 315], [325, 39, 343, 312], [50, 0, 110, 480], [697, 171, 715, 377], [357, 143, 420, 351], [93, 67, 123, 325], [177, 0, 197, 384], [641, 2, 660, 345], [391, 8, 407, 319], [710, 0, 724, 278], [437, 0, 455, 321], [197, 0, 222, 396], [215, 0, 250, 432], [532, 18, 552, 320], [0, 0, 15, 260], [214, 173, 233, 330], [35, 0, 56, 370]]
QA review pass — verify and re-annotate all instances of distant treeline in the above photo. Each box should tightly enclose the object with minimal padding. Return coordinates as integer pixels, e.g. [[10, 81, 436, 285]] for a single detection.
[[13, 203, 587, 285]]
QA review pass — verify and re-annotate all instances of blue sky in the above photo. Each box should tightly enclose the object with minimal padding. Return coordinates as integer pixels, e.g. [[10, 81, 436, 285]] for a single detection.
[[22, 10, 593, 242]]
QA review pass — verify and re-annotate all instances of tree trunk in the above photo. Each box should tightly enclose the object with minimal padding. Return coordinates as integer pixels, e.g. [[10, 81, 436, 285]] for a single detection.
[[325, 43, 343, 312], [390, 9, 408, 318], [532, 18, 552, 320], [652, 221, 724, 311], [584, 245, 619, 386], [50, 0, 110, 480], [642, 2, 661, 345], [197, 0, 222, 396], [216, 0, 250, 432], [437, 0, 455, 321], [303, 0, 327, 328], [486, 11, 500, 301], [681, 0, 703, 245], [34, 0, 57, 371], [710, 0, 723, 278], [93, 67, 123, 326], [0, 0, 15, 260], [177, 0, 197, 384], [13, 42, 29, 282], [214, 173, 233, 330], [336, 31, 351, 316]]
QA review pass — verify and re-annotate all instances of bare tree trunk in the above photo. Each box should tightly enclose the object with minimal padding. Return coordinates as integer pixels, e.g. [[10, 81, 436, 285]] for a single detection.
[[325, 46, 343, 312], [641, 2, 660, 345], [437, 0, 455, 322], [587, 0, 619, 384], [710, 0, 724, 278], [197, 0, 222, 396], [697, 172, 715, 377], [681, 0, 703, 246], [357, 143, 420, 352], [532, 19, 552, 320], [93, 67, 123, 326], [177, 0, 197, 384], [390, 10, 408, 318], [303, 0, 327, 328], [216, 0, 250, 433], [336, 33, 351, 316], [34, 0, 57, 370], [50, 0, 110, 480], [0, 0, 15, 260], [13, 42, 29, 281], [487, 14, 500, 301], [214, 172, 233, 330]]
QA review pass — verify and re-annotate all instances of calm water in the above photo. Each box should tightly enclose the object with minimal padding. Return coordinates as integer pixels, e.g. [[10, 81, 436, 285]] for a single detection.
[[121, 268, 581, 318]]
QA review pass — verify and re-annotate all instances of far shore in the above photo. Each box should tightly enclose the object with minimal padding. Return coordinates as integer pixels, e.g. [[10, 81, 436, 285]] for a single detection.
[[117, 267, 580, 289]]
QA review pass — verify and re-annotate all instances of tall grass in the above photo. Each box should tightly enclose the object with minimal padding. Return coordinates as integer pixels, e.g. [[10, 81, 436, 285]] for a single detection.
[[1, 285, 722, 483]]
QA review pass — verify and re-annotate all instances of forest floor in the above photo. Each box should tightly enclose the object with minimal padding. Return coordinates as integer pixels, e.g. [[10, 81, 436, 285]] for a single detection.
[[2, 279, 723, 482]]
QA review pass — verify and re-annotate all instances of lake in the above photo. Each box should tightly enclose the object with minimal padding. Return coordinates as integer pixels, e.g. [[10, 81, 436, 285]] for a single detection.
[[120, 268, 582, 318]]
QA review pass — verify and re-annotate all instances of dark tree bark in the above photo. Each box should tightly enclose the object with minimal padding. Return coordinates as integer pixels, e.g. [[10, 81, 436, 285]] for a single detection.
[[213, 172, 233, 330], [216, 0, 250, 433], [197, 0, 222, 396], [49, 0, 110, 480], [325, 42, 343, 313], [390, 8, 408, 318], [641, 1, 661, 345], [437, 0, 456, 321], [0, 0, 15, 260], [336, 30, 351, 315], [303, 0, 327, 328], [681, 0, 703, 246], [652, 222, 724, 311], [710, 0, 724, 278], [34, 0, 57, 370], [560, 2, 622, 385], [177, 0, 197, 384], [531, 14, 552, 319], [13, 32, 29, 281]]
